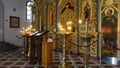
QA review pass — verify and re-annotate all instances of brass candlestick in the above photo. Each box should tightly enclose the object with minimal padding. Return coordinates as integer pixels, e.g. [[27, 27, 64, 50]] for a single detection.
[[84, 21, 88, 68], [58, 21, 72, 68], [84, 37, 89, 68], [59, 34, 71, 68]]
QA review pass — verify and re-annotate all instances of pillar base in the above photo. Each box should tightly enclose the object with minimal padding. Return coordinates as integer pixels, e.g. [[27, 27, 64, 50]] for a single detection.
[[84, 65, 89, 68], [59, 64, 71, 68]]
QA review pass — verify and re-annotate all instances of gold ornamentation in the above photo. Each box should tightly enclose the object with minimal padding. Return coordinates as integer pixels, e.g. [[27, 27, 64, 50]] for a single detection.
[[105, 0, 113, 5], [105, 7, 114, 15], [80, 0, 98, 56], [59, 0, 78, 28]]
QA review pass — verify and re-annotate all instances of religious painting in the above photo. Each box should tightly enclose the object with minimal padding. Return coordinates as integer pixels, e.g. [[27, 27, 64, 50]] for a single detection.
[[59, 0, 78, 29], [10, 16, 19, 28], [101, 0, 119, 57], [82, 1, 91, 22], [49, 2, 56, 28], [49, 10, 54, 26], [58, 0, 78, 52], [80, 0, 98, 56]]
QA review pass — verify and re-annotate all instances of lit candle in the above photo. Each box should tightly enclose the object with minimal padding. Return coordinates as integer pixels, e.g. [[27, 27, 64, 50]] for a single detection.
[[69, 21, 72, 24], [21, 27, 26, 35], [67, 26, 72, 32], [23, 31, 25, 35], [67, 22, 69, 25], [32, 29, 36, 32], [94, 28, 95, 32], [30, 25, 32, 28], [68, 26, 71, 30], [59, 25, 62, 28], [60, 28, 64, 33], [20, 30, 23, 34], [26, 29, 28, 34], [86, 21, 88, 35], [79, 19, 82, 24], [30, 25, 32, 33]]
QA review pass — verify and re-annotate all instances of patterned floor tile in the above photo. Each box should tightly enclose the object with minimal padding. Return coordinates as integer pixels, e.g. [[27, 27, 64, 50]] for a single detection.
[[20, 58, 28, 61], [0, 59, 8, 61], [15, 61, 26, 65], [2, 61, 14, 65], [5, 55, 13, 58], [75, 61, 83, 64], [10, 66, 21, 68], [9, 58, 19, 61], [0, 42, 120, 68], [0, 66, 8, 68]]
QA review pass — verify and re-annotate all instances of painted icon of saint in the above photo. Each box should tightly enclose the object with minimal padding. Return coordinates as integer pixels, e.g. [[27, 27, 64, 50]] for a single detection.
[[102, 8, 118, 56], [83, 2, 91, 22]]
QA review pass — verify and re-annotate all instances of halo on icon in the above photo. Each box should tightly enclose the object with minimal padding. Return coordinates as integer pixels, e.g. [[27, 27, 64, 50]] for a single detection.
[[105, 7, 114, 16]]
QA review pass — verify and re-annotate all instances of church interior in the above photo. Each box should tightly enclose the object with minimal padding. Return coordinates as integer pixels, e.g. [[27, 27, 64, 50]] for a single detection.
[[0, 0, 120, 68]]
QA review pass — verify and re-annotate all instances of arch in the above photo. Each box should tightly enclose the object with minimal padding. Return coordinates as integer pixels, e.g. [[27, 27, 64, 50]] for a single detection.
[[0, 0, 4, 42]]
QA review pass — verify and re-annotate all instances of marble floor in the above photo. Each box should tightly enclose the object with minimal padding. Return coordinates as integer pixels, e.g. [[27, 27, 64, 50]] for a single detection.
[[0, 42, 120, 68]]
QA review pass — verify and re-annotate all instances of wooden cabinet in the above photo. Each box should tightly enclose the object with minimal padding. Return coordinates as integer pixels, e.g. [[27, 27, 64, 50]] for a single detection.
[[42, 42, 53, 67]]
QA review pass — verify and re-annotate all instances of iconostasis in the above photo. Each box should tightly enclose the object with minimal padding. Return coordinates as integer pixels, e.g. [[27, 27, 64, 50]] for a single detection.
[[33, 0, 120, 57]]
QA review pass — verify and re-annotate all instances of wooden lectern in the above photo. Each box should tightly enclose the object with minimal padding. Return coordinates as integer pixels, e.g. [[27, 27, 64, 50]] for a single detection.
[[22, 31, 49, 64], [42, 41, 53, 67]]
